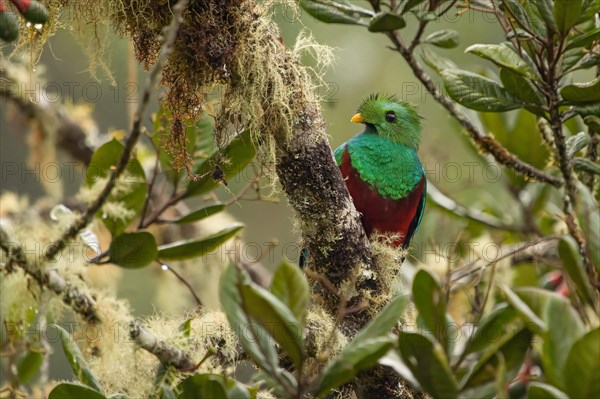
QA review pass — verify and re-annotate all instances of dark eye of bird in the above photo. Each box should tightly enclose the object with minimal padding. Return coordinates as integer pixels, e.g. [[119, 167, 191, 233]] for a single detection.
[[385, 112, 396, 123]]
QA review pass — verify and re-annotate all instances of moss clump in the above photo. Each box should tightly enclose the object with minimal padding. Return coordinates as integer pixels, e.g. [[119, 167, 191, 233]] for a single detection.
[[109, 0, 332, 176]]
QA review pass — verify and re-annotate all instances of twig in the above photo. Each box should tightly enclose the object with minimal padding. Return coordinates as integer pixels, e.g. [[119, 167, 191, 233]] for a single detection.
[[449, 237, 559, 285], [44, 0, 189, 262], [138, 151, 161, 229], [157, 260, 203, 307], [427, 181, 522, 232], [385, 31, 562, 188]]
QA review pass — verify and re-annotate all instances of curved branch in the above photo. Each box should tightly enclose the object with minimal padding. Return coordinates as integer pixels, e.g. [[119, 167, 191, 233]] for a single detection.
[[427, 181, 522, 232], [386, 32, 563, 188]]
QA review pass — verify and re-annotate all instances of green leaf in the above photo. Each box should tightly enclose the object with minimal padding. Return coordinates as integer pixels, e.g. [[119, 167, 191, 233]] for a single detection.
[[559, 236, 596, 308], [528, 382, 569, 399], [441, 69, 522, 112], [356, 294, 409, 342], [501, 0, 530, 29], [239, 280, 305, 368], [299, 0, 371, 25], [563, 52, 600, 73], [583, 115, 600, 131], [177, 374, 252, 399], [178, 318, 193, 338], [49, 383, 107, 399], [423, 29, 460, 48], [420, 47, 458, 73], [499, 285, 546, 332], [573, 158, 600, 175], [173, 204, 226, 224], [513, 287, 585, 388], [158, 224, 243, 261], [316, 294, 409, 396], [564, 328, 600, 399], [534, 0, 558, 32], [184, 130, 256, 198], [566, 27, 600, 49], [499, 68, 545, 106], [368, 12, 406, 32], [401, 0, 427, 15], [396, 332, 458, 399], [561, 76, 600, 103], [109, 232, 157, 268], [463, 304, 524, 355], [465, 43, 539, 80], [270, 261, 309, 327], [56, 325, 104, 393], [461, 329, 532, 389], [316, 336, 394, 397], [573, 102, 600, 118], [581, 0, 600, 20], [412, 269, 448, 351], [566, 132, 591, 158], [554, 0, 583, 35], [85, 139, 147, 235], [219, 264, 279, 373], [480, 110, 549, 174], [576, 183, 600, 271], [17, 350, 43, 384], [522, 0, 548, 36]]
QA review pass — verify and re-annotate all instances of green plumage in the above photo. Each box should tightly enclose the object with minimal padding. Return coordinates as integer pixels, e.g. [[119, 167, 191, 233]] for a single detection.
[[333, 93, 426, 248], [334, 134, 422, 199]]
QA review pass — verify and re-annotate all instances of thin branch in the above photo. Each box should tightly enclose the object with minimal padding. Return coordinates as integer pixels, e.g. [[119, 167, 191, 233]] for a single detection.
[[44, 0, 189, 262], [545, 30, 599, 293], [427, 181, 522, 232], [449, 237, 559, 286], [138, 150, 162, 229], [385, 31, 563, 187], [157, 260, 203, 308]]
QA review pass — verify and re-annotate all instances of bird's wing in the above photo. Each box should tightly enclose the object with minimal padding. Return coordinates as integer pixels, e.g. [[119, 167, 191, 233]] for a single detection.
[[333, 143, 346, 166], [403, 177, 427, 248]]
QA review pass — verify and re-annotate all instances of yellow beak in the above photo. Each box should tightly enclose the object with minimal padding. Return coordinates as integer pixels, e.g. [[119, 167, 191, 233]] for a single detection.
[[351, 113, 365, 123]]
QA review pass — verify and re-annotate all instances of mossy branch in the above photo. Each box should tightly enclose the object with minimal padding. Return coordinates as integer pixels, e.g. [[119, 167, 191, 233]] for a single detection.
[[43, 0, 189, 262], [0, 227, 100, 322], [0, 226, 197, 370], [0, 0, 199, 372], [385, 31, 563, 188]]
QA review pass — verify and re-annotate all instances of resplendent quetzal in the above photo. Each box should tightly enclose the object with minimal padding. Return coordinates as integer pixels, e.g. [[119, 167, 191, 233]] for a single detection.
[[334, 94, 426, 248]]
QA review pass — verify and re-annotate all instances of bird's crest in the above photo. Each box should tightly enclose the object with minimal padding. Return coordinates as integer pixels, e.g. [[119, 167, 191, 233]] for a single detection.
[[364, 93, 399, 105]]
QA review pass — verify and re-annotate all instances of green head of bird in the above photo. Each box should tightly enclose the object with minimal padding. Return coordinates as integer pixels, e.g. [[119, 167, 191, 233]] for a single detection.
[[351, 93, 422, 149]]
